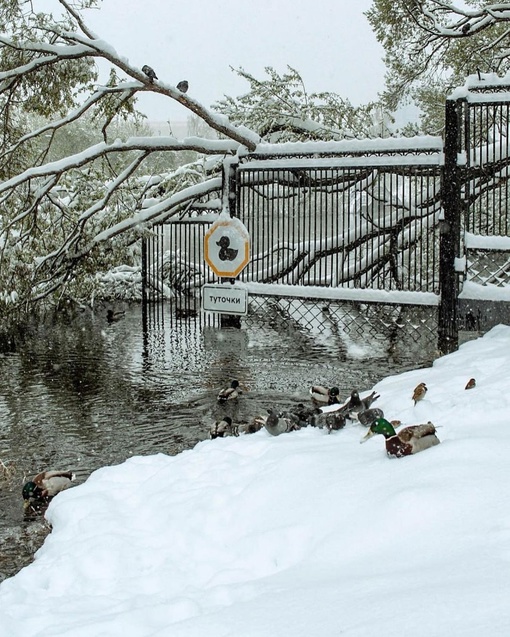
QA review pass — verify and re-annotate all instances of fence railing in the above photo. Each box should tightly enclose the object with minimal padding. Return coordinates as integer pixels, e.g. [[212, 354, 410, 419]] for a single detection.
[[142, 81, 510, 355]]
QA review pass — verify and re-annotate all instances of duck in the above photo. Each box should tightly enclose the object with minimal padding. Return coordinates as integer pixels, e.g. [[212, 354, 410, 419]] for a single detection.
[[242, 416, 265, 434], [356, 407, 385, 427], [360, 418, 440, 458], [324, 411, 346, 433], [289, 403, 320, 427], [106, 309, 125, 323], [217, 379, 242, 403], [22, 470, 75, 511], [310, 386, 340, 405], [209, 417, 239, 439], [412, 382, 427, 405], [263, 409, 300, 436]]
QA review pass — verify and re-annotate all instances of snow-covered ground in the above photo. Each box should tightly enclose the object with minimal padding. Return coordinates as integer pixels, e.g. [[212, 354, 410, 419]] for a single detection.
[[1, 325, 510, 637]]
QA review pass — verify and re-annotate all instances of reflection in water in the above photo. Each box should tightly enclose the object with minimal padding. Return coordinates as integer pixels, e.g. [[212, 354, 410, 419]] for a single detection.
[[0, 303, 435, 582]]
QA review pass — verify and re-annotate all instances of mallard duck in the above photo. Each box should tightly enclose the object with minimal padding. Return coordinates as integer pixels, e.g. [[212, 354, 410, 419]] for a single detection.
[[106, 309, 125, 323], [308, 408, 346, 432], [412, 382, 427, 405], [22, 470, 75, 511], [310, 386, 340, 405], [356, 407, 385, 427], [217, 379, 242, 403], [324, 411, 346, 433], [360, 418, 440, 458], [263, 409, 300, 436], [242, 416, 265, 434], [209, 417, 239, 439], [289, 403, 320, 427]]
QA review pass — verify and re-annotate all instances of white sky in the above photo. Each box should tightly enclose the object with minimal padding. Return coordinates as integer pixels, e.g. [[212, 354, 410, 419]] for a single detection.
[[2, 324, 510, 635], [82, 0, 386, 122]]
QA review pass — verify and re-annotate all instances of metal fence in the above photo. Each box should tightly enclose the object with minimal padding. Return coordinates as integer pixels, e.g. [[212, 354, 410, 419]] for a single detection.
[[447, 81, 510, 333], [141, 83, 510, 354]]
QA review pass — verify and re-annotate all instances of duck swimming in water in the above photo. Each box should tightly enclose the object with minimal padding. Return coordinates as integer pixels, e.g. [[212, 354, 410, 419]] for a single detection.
[[22, 470, 75, 512], [217, 380, 243, 403], [310, 386, 340, 406]]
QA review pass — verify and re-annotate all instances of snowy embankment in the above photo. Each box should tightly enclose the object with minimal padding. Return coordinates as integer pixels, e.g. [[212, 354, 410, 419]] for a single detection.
[[1, 326, 510, 636]]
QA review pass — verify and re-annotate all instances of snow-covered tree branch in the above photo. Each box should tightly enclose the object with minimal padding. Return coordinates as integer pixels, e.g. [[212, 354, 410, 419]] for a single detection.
[[366, 1, 510, 131], [0, 0, 261, 317], [0, 1, 387, 318]]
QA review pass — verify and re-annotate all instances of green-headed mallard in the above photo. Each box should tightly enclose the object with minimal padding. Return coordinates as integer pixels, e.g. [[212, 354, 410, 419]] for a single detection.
[[360, 418, 440, 458], [310, 386, 340, 405], [209, 417, 239, 439], [217, 379, 242, 403], [22, 470, 75, 512]]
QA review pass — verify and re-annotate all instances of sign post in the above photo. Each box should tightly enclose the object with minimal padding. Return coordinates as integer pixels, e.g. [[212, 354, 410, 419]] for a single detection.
[[203, 216, 250, 322], [202, 283, 248, 315]]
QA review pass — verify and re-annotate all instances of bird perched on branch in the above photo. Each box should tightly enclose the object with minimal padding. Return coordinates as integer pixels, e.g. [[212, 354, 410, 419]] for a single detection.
[[22, 470, 75, 512], [176, 80, 189, 93], [142, 65, 158, 82], [412, 382, 427, 405], [360, 418, 440, 458]]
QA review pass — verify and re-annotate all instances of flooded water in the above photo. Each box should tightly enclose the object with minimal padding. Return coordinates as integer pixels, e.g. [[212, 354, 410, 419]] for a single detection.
[[0, 303, 437, 582]]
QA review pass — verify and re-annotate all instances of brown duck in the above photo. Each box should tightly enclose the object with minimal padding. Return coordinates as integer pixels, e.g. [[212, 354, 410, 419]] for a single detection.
[[360, 418, 440, 458]]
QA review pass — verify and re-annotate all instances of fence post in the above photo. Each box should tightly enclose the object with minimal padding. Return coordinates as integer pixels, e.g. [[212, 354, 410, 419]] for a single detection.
[[438, 99, 461, 354], [220, 158, 242, 328]]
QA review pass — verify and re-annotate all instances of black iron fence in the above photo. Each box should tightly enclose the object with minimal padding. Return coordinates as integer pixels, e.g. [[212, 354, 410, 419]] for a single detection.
[[142, 79, 510, 355], [446, 79, 510, 335]]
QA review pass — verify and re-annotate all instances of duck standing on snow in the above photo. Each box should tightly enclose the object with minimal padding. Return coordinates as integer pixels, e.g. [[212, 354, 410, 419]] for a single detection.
[[217, 379, 242, 404], [356, 407, 385, 427], [263, 409, 300, 436], [22, 470, 75, 511], [360, 418, 440, 458]]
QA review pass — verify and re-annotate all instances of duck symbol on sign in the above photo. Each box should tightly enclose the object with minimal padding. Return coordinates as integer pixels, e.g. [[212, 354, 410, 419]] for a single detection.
[[216, 236, 238, 261]]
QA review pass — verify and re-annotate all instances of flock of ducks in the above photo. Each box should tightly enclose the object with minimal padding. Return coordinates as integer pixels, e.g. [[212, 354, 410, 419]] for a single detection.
[[209, 378, 447, 461], [21, 376, 477, 513]]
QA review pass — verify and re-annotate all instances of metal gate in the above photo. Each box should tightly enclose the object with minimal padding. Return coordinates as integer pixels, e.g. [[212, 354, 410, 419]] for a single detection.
[[141, 79, 510, 355], [143, 139, 445, 358]]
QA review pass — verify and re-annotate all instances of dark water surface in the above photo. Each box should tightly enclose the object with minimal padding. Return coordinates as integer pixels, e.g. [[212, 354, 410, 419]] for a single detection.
[[0, 303, 435, 582]]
